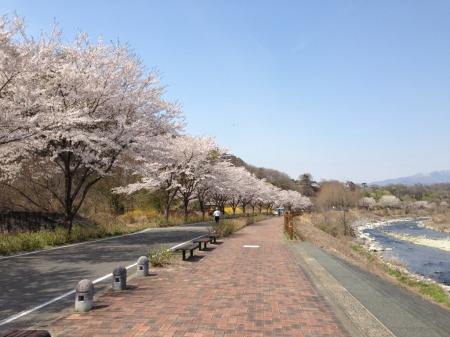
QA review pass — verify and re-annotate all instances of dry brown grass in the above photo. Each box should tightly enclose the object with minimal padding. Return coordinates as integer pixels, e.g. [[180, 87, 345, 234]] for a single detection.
[[294, 211, 386, 278], [294, 209, 450, 310], [425, 210, 450, 233]]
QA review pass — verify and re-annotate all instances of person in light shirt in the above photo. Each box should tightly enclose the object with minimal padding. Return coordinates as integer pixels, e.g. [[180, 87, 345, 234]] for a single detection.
[[213, 208, 221, 223]]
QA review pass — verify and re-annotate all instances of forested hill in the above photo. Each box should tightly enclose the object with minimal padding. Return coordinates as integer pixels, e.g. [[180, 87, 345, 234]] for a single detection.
[[226, 155, 301, 192]]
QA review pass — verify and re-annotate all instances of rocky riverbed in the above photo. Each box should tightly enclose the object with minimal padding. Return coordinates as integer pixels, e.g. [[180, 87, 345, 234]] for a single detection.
[[354, 217, 450, 253], [354, 217, 450, 290], [298, 213, 450, 301], [385, 232, 450, 252]]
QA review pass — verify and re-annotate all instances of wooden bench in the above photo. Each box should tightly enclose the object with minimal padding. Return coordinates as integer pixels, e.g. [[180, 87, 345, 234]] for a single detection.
[[1, 330, 51, 337], [205, 233, 219, 243], [193, 237, 211, 250], [174, 243, 198, 260]]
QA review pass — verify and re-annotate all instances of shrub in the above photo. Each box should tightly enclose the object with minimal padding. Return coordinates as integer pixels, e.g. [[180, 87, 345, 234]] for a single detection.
[[210, 220, 235, 237], [148, 247, 174, 267], [209, 215, 266, 238]]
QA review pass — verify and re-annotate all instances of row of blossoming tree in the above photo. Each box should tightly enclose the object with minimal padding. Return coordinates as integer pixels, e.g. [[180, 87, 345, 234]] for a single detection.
[[358, 196, 448, 210], [113, 133, 312, 223], [0, 15, 311, 232]]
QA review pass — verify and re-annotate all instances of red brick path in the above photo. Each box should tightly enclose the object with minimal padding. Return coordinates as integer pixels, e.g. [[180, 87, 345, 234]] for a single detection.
[[51, 217, 351, 337]]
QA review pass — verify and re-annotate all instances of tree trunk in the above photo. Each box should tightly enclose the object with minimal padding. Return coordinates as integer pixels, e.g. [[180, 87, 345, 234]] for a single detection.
[[183, 199, 189, 223], [64, 154, 74, 235], [164, 206, 170, 224], [163, 188, 179, 224], [198, 196, 206, 221], [164, 194, 171, 224], [64, 212, 74, 235]]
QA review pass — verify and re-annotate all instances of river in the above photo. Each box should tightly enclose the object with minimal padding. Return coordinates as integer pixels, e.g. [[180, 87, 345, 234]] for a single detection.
[[361, 219, 450, 286]]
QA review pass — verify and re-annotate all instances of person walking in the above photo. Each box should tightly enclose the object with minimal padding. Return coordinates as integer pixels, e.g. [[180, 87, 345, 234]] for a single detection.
[[213, 208, 221, 223]]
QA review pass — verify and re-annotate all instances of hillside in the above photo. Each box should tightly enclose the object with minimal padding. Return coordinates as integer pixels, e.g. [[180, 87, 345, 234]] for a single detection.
[[226, 154, 301, 191]]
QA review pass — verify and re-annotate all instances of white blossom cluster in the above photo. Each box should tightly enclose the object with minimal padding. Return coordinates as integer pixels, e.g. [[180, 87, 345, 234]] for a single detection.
[[0, 16, 311, 228], [0, 16, 181, 231]]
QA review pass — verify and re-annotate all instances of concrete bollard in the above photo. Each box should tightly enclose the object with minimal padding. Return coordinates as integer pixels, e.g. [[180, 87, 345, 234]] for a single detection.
[[112, 266, 127, 290], [75, 279, 94, 311], [136, 256, 149, 276]]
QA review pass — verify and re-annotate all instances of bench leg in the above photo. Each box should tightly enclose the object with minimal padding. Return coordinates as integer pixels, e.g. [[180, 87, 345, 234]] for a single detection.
[[182, 250, 186, 260], [189, 249, 194, 257]]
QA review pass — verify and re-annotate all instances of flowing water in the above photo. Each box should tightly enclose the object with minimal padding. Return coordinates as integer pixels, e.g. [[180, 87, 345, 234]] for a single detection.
[[363, 220, 450, 286]]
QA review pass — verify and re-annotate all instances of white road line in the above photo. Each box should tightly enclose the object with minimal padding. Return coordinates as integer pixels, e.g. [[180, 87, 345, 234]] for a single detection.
[[244, 245, 260, 248], [170, 235, 207, 250], [0, 263, 138, 327], [0, 228, 204, 326], [0, 290, 75, 326]]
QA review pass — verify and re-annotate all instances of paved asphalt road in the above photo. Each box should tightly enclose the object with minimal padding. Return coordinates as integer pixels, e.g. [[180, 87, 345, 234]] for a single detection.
[[0, 223, 212, 331]]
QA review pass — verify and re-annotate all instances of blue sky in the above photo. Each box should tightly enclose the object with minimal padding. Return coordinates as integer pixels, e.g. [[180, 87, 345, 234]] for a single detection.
[[2, 1, 450, 183]]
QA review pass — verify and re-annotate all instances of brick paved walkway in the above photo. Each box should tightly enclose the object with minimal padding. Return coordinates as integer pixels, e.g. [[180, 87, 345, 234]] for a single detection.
[[51, 217, 351, 337]]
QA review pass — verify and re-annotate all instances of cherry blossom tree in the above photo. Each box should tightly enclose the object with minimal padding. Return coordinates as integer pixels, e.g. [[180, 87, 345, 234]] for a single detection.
[[227, 192, 241, 215], [115, 135, 224, 223], [249, 179, 272, 213], [222, 166, 255, 214], [358, 197, 376, 209], [203, 164, 281, 217], [252, 181, 280, 215], [414, 200, 431, 209], [206, 162, 237, 214], [0, 15, 61, 178], [277, 189, 312, 212], [195, 160, 232, 220], [378, 195, 401, 209], [175, 136, 226, 221], [263, 188, 279, 214], [238, 173, 260, 214], [296, 194, 312, 211], [0, 15, 31, 148], [2, 26, 182, 233], [195, 179, 213, 221]]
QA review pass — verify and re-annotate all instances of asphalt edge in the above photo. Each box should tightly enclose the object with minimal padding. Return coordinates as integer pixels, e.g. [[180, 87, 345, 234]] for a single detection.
[[287, 241, 395, 337]]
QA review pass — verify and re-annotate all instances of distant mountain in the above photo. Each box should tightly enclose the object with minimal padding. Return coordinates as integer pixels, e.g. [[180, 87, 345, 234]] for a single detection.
[[371, 170, 450, 186]]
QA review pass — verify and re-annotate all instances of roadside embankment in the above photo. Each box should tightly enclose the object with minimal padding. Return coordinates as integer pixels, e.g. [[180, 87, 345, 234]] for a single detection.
[[294, 212, 450, 309]]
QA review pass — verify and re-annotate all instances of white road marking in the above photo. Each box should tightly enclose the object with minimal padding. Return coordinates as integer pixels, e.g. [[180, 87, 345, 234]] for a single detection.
[[244, 245, 260, 248], [0, 228, 206, 326], [0, 263, 138, 327], [170, 234, 208, 250]]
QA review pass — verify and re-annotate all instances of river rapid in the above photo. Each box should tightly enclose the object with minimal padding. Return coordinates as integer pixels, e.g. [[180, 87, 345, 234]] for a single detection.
[[356, 219, 450, 286]]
